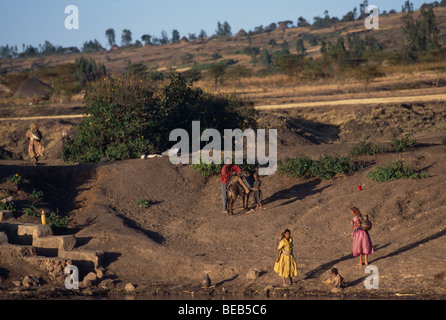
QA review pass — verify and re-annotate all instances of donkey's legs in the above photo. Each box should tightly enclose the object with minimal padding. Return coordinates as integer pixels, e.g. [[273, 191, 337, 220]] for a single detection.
[[245, 193, 251, 210], [226, 190, 233, 215]]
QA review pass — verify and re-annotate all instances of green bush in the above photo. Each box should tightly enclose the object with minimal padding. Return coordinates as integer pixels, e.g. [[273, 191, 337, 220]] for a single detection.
[[442, 136, 446, 145], [389, 133, 416, 152], [310, 154, 359, 180], [38, 63, 81, 96], [63, 74, 157, 162], [0, 201, 14, 211], [63, 73, 256, 163], [226, 65, 253, 80], [7, 173, 29, 186], [75, 57, 107, 87], [277, 154, 314, 179], [349, 134, 417, 157], [278, 154, 360, 180], [30, 189, 44, 201], [136, 198, 155, 208], [349, 140, 385, 156], [208, 62, 228, 85], [180, 67, 201, 83], [23, 204, 39, 217], [23, 207, 68, 228], [0, 147, 17, 160], [366, 160, 429, 183], [47, 211, 68, 228], [191, 158, 223, 177], [191, 157, 257, 178]]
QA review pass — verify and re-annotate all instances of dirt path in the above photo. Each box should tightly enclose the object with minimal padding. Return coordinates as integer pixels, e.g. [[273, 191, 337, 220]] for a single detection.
[[2, 93, 446, 122], [255, 93, 446, 110], [0, 114, 87, 121]]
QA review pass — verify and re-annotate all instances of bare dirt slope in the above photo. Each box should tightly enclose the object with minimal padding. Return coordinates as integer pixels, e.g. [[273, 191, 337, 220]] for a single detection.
[[62, 133, 446, 296], [69, 142, 446, 296], [1, 101, 446, 299]]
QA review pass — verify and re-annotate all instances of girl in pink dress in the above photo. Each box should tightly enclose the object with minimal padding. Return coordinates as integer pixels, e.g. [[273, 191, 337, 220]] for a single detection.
[[350, 207, 374, 265]]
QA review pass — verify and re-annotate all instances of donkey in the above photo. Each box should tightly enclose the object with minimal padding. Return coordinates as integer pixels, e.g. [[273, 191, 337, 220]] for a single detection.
[[226, 180, 251, 215]]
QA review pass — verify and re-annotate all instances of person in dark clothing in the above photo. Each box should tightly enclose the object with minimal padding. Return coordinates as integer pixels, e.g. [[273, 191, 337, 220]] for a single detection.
[[253, 173, 264, 211]]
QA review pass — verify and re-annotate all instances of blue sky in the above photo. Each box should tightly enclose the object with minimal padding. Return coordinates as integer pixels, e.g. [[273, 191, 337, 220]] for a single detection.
[[0, 0, 429, 49]]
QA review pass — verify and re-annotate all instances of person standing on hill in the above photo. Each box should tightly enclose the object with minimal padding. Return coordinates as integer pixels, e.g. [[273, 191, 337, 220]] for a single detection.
[[274, 229, 298, 286], [252, 173, 264, 211], [274, 231, 285, 273], [26, 124, 44, 166], [350, 207, 374, 265]]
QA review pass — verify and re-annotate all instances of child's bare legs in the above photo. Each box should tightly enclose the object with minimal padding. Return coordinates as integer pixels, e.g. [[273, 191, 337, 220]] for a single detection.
[[357, 254, 369, 265], [281, 277, 294, 286], [282, 277, 288, 286]]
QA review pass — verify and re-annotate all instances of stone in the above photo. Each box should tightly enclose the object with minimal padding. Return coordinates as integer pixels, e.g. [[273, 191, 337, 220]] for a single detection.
[[0, 232, 8, 244], [0, 243, 36, 258], [95, 268, 105, 279], [331, 287, 342, 293], [83, 286, 109, 297], [82, 272, 98, 288], [263, 285, 273, 292], [0, 210, 13, 221], [12, 280, 21, 287], [33, 235, 76, 253], [54, 264, 63, 274], [84, 272, 97, 282], [0, 196, 13, 204], [201, 273, 211, 287], [246, 270, 260, 280], [25, 256, 72, 269], [434, 272, 446, 281], [263, 285, 273, 297], [98, 278, 115, 289], [22, 275, 40, 287], [0, 223, 54, 245], [18, 223, 53, 239], [59, 249, 103, 269], [124, 282, 135, 292], [83, 279, 93, 288]]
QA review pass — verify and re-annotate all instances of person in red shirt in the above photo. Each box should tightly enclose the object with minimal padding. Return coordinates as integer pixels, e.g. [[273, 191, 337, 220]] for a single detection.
[[220, 158, 250, 212]]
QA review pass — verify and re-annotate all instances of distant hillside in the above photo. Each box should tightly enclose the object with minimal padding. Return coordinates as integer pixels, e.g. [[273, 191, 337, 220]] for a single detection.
[[2, 6, 446, 76]]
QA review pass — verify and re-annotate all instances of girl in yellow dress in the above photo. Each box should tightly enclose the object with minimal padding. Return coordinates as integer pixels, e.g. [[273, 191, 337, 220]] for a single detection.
[[274, 229, 298, 286]]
